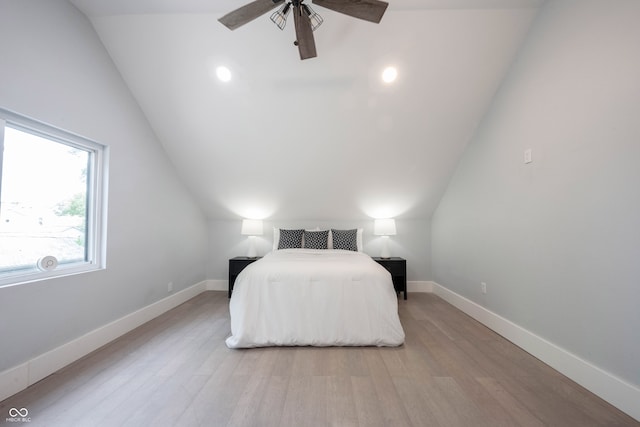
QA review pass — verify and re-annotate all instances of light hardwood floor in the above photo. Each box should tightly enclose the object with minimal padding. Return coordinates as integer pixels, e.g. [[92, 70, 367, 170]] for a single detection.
[[1, 291, 637, 426]]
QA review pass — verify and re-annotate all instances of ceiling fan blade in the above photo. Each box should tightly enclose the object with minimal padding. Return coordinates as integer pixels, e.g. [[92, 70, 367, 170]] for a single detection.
[[312, 0, 388, 23], [292, 4, 317, 60], [218, 0, 285, 30]]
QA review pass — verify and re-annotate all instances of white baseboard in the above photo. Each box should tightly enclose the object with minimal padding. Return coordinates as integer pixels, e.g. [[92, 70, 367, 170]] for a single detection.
[[0, 364, 28, 405], [206, 279, 227, 292], [0, 280, 208, 402], [407, 280, 433, 293], [431, 282, 640, 422]]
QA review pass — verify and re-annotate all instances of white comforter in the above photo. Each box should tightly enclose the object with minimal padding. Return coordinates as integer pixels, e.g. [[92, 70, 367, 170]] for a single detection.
[[226, 249, 405, 348]]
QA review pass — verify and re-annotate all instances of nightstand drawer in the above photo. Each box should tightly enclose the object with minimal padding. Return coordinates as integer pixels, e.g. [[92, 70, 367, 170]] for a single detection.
[[379, 260, 405, 276]]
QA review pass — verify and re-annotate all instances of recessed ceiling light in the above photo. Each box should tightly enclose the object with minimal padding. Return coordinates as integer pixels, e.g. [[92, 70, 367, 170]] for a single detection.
[[216, 66, 232, 82], [382, 66, 398, 83]]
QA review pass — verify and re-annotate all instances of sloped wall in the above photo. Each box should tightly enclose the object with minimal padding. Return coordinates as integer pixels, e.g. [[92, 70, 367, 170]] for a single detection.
[[0, 0, 208, 372], [432, 0, 640, 397]]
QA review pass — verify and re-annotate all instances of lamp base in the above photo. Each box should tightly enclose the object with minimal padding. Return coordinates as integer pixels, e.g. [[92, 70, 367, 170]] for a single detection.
[[380, 235, 391, 258], [246, 236, 257, 258]]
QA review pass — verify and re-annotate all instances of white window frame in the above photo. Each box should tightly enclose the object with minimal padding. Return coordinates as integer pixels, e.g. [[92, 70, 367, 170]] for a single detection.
[[0, 108, 108, 287]]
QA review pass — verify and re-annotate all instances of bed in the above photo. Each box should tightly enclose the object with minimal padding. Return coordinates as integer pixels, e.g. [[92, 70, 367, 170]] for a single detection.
[[226, 248, 405, 348]]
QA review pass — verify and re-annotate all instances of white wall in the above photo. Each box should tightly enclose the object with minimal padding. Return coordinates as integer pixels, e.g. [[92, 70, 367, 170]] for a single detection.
[[208, 219, 431, 282], [432, 0, 640, 395], [0, 0, 208, 372]]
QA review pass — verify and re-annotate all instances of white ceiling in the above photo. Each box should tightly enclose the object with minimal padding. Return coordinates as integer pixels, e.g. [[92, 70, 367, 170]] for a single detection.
[[70, 0, 543, 220]]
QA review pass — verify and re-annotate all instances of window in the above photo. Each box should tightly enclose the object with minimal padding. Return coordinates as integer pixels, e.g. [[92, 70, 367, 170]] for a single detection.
[[0, 109, 108, 287]]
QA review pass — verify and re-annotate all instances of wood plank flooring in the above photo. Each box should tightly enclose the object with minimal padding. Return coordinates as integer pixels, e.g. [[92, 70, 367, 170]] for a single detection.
[[1, 291, 637, 426]]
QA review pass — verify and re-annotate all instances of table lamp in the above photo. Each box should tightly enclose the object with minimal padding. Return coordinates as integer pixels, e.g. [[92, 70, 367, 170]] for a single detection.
[[374, 218, 396, 258], [241, 219, 263, 258]]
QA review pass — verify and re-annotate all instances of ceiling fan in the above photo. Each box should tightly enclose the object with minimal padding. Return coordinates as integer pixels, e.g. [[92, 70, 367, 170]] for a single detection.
[[218, 0, 389, 60]]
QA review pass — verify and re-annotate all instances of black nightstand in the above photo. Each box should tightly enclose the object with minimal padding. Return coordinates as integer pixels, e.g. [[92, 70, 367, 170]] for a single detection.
[[372, 257, 407, 300], [228, 257, 261, 298]]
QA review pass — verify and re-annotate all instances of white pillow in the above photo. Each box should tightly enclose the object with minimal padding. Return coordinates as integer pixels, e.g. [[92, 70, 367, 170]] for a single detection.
[[272, 227, 280, 251]]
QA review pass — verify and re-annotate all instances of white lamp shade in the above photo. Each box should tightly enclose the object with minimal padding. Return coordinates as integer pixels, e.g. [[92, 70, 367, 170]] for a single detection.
[[374, 218, 396, 236], [241, 219, 263, 236]]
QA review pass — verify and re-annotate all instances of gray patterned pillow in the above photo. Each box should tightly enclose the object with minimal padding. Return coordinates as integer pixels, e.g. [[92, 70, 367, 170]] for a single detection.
[[278, 229, 304, 249], [331, 229, 358, 251], [303, 230, 329, 249]]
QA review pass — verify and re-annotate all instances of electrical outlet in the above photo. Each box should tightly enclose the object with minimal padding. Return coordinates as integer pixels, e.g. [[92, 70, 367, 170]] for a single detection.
[[168, 282, 173, 293], [481, 282, 487, 294]]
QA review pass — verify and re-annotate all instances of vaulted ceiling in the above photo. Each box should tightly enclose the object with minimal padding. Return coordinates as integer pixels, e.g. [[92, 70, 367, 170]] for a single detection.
[[70, 0, 543, 220]]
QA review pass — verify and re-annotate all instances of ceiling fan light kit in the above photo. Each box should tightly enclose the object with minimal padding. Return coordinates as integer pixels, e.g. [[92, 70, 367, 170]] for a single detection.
[[219, 0, 389, 60], [302, 4, 324, 31], [270, 2, 291, 30]]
